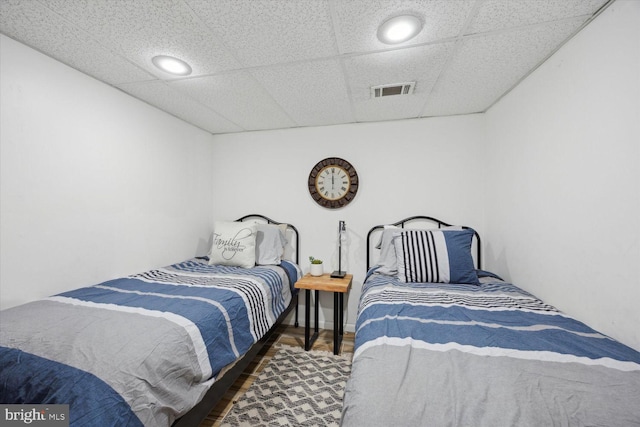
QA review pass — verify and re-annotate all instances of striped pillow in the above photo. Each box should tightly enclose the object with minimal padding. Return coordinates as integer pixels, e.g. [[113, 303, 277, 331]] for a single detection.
[[393, 229, 479, 285]]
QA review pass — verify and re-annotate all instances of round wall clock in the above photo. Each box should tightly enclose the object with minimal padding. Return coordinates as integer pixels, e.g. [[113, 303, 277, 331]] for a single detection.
[[308, 157, 359, 209]]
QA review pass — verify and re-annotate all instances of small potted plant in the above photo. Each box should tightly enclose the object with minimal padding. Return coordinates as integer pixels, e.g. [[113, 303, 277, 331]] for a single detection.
[[309, 256, 323, 276]]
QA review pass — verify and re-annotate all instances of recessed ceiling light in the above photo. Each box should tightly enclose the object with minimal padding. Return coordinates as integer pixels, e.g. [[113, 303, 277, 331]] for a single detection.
[[377, 14, 423, 44], [151, 55, 192, 76]]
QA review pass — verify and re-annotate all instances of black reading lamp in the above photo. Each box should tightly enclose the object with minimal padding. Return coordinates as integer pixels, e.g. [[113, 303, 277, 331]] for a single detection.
[[331, 220, 347, 278]]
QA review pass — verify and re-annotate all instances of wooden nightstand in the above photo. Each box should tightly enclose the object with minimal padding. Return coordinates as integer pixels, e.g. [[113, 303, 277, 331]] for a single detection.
[[294, 273, 353, 355]]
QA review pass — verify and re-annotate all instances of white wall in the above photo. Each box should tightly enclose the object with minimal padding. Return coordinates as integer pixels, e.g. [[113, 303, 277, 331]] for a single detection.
[[0, 35, 215, 309], [484, 0, 640, 350], [2, 0, 638, 352], [210, 115, 486, 331]]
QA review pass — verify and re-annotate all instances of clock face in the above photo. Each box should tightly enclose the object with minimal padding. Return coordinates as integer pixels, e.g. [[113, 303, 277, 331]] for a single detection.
[[308, 158, 358, 209], [315, 165, 350, 200]]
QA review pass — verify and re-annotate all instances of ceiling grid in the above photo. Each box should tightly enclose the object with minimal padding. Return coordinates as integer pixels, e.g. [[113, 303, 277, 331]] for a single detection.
[[0, 0, 613, 135]]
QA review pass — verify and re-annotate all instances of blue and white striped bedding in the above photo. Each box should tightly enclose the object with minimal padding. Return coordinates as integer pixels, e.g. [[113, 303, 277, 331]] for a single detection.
[[341, 271, 640, 426], [0, 258, 300, 427]]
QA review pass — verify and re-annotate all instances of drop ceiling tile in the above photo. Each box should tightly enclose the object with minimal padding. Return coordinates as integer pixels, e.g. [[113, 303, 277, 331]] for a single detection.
[[0, 0, 153, 85], [422, 18, 586, 117], [40, 0, 242, 78], [467, 0, 609, 34], [344, 43, 452, 122], [251, 59, 353, 128], [332, 0, 475, 54], [170, 72, 297, 132], [118, 81, 243, 134], [353, 94, 428, 123], [185, 0, 337, 68], [344, 43, 454, 102]]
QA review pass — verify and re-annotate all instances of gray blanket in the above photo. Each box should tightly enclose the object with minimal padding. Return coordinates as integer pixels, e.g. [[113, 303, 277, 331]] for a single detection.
[[341, 274, 640, 426], [0, 259, 295, 426]]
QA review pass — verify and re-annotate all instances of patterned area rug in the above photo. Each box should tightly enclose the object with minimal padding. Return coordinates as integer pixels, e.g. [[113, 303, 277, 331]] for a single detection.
[[221, 345, 352, 426]]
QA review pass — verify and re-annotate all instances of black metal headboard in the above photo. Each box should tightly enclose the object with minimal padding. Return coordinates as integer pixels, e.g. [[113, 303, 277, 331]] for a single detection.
[[367, 215, 481, 271], [236, 214, 299, 264]]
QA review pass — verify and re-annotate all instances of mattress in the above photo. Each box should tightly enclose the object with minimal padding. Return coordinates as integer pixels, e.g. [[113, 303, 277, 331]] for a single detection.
[[0, 257, 300, 426], [341, 271, 640, 426]]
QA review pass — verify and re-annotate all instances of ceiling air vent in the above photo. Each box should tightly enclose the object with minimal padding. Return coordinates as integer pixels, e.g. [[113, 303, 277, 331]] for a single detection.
[[371, 82, 416, 98]]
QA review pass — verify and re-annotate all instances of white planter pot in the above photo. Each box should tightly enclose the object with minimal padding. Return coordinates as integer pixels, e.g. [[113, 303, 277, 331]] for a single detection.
[[310, 263, 323, 276]]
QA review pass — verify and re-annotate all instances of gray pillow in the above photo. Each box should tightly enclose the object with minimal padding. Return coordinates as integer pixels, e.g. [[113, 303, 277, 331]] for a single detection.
[[255, 223, 287, 265]]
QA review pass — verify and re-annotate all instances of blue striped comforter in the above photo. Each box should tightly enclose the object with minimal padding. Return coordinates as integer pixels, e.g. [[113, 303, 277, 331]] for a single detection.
[[0, 258, 299, 427], [341, 272, 640, 426]]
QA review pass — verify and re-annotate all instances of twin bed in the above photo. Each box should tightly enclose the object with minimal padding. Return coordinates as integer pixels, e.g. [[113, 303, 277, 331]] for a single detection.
[[0, 214, 301, 427], [341, 216, 640, 426], [3, 213, 640, 426]]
